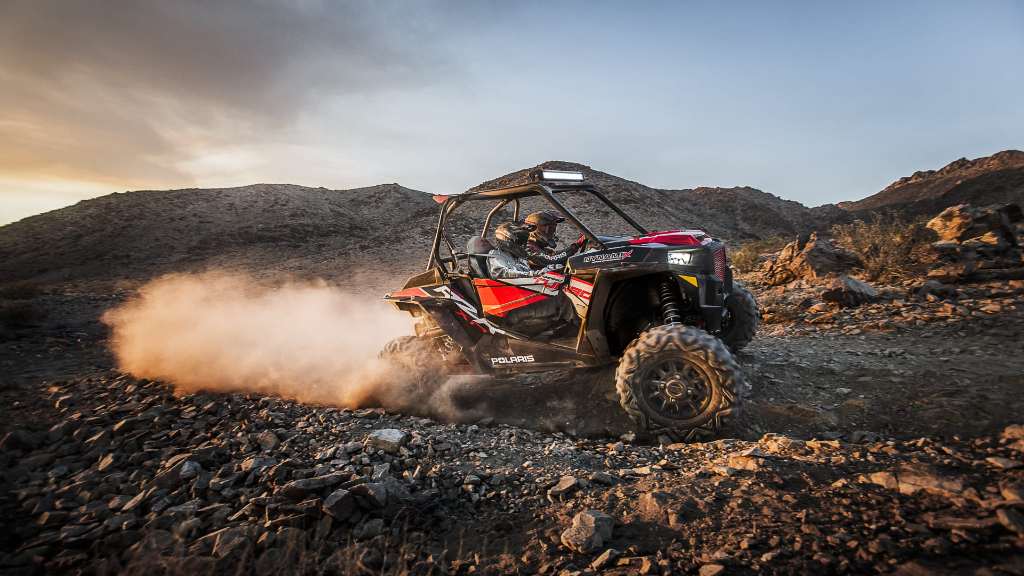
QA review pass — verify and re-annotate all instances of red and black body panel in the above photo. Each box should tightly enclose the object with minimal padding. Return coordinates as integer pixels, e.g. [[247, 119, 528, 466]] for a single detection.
[[565, 230, 732, 357], [384, 277, 595, 374]]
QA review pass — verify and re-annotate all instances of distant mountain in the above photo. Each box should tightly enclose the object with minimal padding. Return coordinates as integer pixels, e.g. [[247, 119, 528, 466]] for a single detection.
[[0, 164, 821, 290], [0, 183, 439, 290], [839, 150, 1024, 217], [3, 153, 1021, 291]]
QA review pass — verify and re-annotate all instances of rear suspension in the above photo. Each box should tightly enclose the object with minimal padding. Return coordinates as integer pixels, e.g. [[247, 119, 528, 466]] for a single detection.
[[658, 280, 682, 325]]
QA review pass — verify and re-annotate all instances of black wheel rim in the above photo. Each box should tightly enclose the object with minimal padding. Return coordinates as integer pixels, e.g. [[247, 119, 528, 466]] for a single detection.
[[639, 358, 713, 421]]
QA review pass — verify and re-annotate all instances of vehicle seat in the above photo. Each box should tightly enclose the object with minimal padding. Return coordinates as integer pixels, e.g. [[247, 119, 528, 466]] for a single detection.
[[466, 236, 494, 278]]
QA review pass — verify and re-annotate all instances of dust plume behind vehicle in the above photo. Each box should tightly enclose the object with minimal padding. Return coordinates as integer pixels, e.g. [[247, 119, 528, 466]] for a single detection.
[[100, 270, 472, 419]]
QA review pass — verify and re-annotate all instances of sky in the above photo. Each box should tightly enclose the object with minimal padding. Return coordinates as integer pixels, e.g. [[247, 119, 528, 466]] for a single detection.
[[1, 0, 1022, 225]]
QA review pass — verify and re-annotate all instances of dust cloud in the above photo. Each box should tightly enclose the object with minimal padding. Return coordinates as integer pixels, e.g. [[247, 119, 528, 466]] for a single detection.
[[101, 271, 473, 419]]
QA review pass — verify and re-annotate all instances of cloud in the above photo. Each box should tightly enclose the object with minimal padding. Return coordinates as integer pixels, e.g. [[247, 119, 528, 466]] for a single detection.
[[0, 0, 453, 189]]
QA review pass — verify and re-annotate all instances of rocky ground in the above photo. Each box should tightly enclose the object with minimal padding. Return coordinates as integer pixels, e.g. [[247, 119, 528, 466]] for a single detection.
[[2, 274, 1024, 574], [3, 192, 1024, 574]]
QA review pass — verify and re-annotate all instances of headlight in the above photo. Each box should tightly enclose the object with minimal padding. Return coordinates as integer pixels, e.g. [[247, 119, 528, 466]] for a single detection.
[[667, 251, 693, 265]]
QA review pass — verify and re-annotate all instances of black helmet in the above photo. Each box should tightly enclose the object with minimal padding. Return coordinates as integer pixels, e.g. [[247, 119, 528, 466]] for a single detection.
[[494, 221, 532, 259], [525, 210, 565, 249]]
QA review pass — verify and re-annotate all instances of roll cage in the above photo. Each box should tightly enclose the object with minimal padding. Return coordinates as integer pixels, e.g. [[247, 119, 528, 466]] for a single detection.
[[426, 180, 649, 277]]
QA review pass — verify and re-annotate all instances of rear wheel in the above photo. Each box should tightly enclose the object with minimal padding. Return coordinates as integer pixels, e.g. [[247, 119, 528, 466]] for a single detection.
[[373, 336, 453, 411], [615, 325, 742, 441], [379, 336, 445, 371], [718, 281, 759, 353]]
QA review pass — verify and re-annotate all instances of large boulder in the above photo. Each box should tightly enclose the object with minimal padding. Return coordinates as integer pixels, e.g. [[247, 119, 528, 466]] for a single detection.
[[926, 203, 1023, 280], [758, 232, 861, 286], [926, 203, 1021, 244], [820, 275, 878, 308]]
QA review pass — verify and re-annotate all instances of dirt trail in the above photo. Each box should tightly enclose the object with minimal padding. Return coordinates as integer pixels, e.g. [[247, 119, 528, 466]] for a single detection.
[[425, 310, 1024, 442], [3, 286, 1024, 574], [5, 292, 1024, 445]]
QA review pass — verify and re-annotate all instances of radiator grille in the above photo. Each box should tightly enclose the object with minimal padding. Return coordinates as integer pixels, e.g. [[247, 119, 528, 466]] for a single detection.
[[713, 247, 727, 281]]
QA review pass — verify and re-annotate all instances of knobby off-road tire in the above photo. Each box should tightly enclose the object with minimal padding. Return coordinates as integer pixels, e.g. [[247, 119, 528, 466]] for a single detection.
[[374, 336, 452, 412], [379, 336, 441, 372], [718, 281, 759, 353], [615, 325, 743, 442]]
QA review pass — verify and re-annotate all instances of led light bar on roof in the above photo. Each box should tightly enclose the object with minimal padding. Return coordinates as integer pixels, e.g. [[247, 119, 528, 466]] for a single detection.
[[540, 170, 584, 181]]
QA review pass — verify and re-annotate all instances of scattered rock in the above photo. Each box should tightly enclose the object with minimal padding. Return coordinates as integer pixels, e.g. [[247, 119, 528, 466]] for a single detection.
[[699, 564, 726, 576], [821, 275, 878, 308], [985, 456, 1023, 470], [322, 489, 356, 521], [996, 508, 1024, 535], [351, 482, 389, 509], [915, 280, 957, 301], [547, 476, 579, 500], [863, 463, 970, 500], [365, 429, 408, 454], [153, 456, 197, 489], [278, 472, 347, 500], [1003, 424, 1024, 441], [353, 518, 385, 540], [590, 548, 621, 571], [638, 491, 673, 522], [96, 453, 119, 472], [560, 510, 614, 554], [1001, 482, 1024, 502], [256, 430, 280, 451], [728, 447, 767, 471]]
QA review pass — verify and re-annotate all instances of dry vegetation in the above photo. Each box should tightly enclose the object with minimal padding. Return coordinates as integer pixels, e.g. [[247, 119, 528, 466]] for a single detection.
[[729, 237, 790, 273], [829, 213, 936, 282]]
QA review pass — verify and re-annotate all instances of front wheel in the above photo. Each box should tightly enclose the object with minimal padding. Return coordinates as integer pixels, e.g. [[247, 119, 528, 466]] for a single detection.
[[615, 325, 743, 442]]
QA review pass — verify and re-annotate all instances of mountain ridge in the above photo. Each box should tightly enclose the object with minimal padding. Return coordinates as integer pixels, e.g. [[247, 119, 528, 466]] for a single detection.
[[839, 149, 1024, 215], [2, 151, 1021, 291]]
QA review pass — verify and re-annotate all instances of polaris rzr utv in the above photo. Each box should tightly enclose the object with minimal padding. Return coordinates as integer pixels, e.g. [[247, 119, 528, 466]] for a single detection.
[[383, 169, 758, 441]]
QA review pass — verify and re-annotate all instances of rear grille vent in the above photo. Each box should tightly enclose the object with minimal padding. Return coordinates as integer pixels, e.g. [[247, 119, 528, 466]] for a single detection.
[[713, 247, 727, 281]]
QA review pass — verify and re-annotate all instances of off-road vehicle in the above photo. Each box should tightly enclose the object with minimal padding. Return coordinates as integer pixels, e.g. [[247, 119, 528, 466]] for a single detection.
[[383, 170, 758, 440]]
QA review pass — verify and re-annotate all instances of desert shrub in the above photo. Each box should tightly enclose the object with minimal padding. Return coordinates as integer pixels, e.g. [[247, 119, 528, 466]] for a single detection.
[[0, 281, 42, 300], [730, 236, 791, 273], [830, 213, 934, 282]]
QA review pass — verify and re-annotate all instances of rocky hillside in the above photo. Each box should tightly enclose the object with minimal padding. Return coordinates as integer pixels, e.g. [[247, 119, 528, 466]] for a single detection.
[[3, 153, 1022, 292], [0, 164, 825, 292], [0, 183, 440, 290], [839, 150, 1024, 217]]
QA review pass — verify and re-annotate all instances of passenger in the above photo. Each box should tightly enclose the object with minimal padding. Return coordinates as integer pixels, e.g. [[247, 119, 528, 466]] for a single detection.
[[523, 210, 585, 269]]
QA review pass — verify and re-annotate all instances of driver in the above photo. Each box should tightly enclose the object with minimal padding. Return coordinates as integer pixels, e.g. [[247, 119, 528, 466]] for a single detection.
[[524, 210, 585, 269]]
